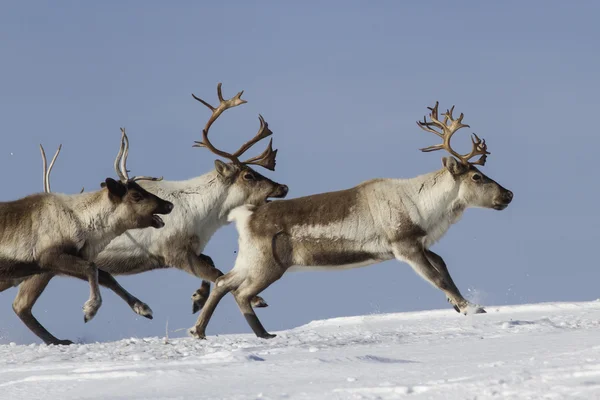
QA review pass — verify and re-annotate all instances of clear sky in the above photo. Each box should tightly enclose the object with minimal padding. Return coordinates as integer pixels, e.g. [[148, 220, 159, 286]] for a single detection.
[[1, 1, 599, 344]]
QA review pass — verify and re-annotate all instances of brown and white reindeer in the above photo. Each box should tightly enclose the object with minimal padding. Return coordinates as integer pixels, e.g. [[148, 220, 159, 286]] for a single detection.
[[0, 130, 174, 345], [190, 102, 514, 339], [5, 83, 289, 336], [36, 142, 158, 323]]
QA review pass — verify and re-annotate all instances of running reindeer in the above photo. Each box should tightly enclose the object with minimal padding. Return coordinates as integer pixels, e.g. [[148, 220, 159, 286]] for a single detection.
[[190, 102, 514, 339], [0, 130, 173, 345], [5, 83, 289, 335]]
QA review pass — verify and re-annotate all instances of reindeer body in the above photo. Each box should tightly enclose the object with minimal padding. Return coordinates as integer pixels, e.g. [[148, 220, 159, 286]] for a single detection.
[[0, 191, 144, 275], [190, 102, 514, 340], [95, 170, 265, 275], [0, 134, 173, 345], [236, 170, 461, 274]]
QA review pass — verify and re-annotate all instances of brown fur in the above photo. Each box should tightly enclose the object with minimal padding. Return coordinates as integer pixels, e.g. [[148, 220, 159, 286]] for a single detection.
[[0, 179, 173, 345]]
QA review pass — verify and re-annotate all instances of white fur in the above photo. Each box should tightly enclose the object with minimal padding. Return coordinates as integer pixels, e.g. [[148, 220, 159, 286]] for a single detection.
[[100, 170, 256, 262]]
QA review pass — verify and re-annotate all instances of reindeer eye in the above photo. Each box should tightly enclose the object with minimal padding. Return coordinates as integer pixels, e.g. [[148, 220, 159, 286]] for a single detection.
[[243, 173, 256, 181], [471, 174, 482, 182], [130, 192, 143, 202]]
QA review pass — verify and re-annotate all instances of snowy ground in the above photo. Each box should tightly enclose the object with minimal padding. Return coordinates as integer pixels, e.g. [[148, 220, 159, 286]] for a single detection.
[[0, 301, 599, 399]]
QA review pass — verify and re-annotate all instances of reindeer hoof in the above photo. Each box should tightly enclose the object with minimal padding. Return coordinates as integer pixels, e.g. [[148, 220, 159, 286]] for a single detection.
[[191, 289, 209, 314], [133, 302, 154, 319], [192, 299, 206, 314], [188, 327, 207, 340], [453, 305, 460, 313], [82, 298, 101, 323], [252, 296, 269, 308], [461, 304, 487, 315], [53, 339, 74, 346], [258, 332, 276, 340]]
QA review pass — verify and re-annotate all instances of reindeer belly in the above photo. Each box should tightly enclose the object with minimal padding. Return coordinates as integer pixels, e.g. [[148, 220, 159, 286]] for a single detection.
[[288, 259, 380, 272], [285, 236, 393, 272]]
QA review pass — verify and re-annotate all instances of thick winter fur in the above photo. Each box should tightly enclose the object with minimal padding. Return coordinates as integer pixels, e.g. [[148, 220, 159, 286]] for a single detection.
[[1, 160, 288, 336], [191, 157, 513, 339], [93, 162, 287, 309], [0, 179, 173, 345]]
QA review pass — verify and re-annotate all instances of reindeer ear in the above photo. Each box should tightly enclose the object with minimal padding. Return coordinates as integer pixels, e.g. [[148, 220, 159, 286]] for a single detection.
[[104, 178, 127, 198], [214, 160, 237, 179], [442, 157, 468, 176]]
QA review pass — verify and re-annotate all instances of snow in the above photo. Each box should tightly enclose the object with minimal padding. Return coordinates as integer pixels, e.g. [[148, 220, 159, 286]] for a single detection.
[[1, 301, 599, 399]]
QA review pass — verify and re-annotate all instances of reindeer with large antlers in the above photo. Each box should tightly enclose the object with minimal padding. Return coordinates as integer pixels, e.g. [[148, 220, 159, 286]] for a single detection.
[[190, 102, 514, 340], [3, 84, 289, 339], [0, 131, 173, 344]]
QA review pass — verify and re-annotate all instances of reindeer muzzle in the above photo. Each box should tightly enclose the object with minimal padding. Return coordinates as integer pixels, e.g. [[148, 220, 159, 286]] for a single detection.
[[493, 190, 513, 210], [271, 185, 289, 199]]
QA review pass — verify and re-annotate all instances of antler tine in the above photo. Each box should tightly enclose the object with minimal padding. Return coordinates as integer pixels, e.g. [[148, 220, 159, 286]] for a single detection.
[[118, 128, 131, 182], [40, 144, 48, 192], [461, 133, 490, 166], [119, 128, 163, 183], [40, 144, 62, 193], [46, 144, 62, 193], [114, 128, 128, 182], [192, 83, 247, 164], [416, 117, 444, 138], [130, 175, 164, 183], [416, 101, 445, 138], [232, 114, 273, 158], [242, 138, 278, 171]]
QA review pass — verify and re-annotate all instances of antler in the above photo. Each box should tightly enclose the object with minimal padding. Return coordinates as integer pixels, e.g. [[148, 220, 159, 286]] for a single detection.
[[40, 144, 62, 193], [192, 83, 278, 171], [416, 102, 490, 166], [114, 128, 163, 183]]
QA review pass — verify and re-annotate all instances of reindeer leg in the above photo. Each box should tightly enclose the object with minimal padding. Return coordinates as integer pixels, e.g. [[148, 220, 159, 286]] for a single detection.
[[189, 272, 237, 339], [424, 249, 486, 314], [12, 273, 73, 345], [38, 248, 102, 323], [48, 269, 154, 319], [393, 244, 484, 315], [96, 270, 153, 319], [179, 252, 267, 314], [232, 279, 277, 339]]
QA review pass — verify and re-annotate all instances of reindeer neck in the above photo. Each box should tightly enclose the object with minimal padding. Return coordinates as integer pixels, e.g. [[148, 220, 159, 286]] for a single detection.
[[62, 190, 124, 242], [404, 168, 466, 241], [147, 170, 240, 229]]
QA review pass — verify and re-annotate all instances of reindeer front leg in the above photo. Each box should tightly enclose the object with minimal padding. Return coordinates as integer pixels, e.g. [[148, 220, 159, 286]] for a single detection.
[[178, 252, 267, 313], [393, 244, 485, 315], [38, 248, 102, 323], [424, 249, 485, 314], [96, 270, 153, 319]]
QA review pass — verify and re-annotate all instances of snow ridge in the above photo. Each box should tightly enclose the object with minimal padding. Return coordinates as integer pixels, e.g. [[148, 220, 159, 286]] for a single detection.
[[0, 301, 599, 399]]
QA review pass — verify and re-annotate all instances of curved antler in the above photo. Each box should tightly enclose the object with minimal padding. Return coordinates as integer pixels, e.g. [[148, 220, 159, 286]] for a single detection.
[[40, 144, 62, 193], [114, 128, 163, 184], [416, 102, 490, 166], [192, 84, 278, 171]]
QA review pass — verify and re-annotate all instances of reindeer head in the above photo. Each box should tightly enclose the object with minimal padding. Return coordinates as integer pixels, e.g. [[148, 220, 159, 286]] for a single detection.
[[417, 102, 513, 211], [101, 129, 174, 229], [191, 83, 288, 207]]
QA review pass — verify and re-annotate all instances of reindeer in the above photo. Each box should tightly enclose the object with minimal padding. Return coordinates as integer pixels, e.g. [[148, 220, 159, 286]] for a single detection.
[[189, 102, 514, 340], [0, 130, 174, 345], [5, 83, 289, 336]]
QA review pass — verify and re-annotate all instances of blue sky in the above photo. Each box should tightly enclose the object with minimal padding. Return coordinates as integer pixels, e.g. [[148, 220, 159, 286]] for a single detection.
[[1, 1, 599, 344]]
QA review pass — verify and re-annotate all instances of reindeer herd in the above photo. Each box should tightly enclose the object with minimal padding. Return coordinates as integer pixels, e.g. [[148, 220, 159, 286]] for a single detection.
[[0, 84, 513, 345]]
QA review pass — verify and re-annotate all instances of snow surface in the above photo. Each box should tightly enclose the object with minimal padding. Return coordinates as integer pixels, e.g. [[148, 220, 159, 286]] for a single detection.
[[1, 301, 599, 399]]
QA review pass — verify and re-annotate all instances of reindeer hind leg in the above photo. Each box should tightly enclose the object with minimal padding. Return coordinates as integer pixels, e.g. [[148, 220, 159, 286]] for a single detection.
[[13, 273, 73, 345]]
